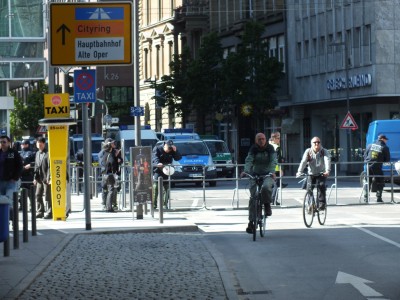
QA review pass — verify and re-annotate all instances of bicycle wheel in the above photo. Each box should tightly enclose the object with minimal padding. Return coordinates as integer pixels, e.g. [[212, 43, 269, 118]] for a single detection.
[[317, 204, 327, 225], [303, 192, 314, 228], [260, 203, 266, 237], [252, 195, 259, 241]]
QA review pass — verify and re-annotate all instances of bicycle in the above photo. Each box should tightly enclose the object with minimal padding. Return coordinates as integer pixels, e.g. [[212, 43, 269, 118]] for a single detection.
[[298, 172, 327, 228], [242, 172, 273, 241]]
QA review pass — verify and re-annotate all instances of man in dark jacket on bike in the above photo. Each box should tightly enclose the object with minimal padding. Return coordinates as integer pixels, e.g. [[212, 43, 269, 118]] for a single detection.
[[241, 133, 276, 234], [363, 134, 390, 202]]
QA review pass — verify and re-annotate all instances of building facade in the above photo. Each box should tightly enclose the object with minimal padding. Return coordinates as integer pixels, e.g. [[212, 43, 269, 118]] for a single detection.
[[285, 0, 400, 173]]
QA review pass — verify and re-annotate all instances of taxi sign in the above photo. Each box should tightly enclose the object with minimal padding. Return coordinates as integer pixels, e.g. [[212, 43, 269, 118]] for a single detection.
[[74, 69, 96, 103], [44, 93, 70, 118], [50, 2, 132, 66]]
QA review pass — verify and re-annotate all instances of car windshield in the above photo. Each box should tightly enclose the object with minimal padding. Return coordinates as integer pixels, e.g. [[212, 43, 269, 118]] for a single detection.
[[75, 140, 103, 153], [205, 141, 229, 153], [175, 142, 209, 156]]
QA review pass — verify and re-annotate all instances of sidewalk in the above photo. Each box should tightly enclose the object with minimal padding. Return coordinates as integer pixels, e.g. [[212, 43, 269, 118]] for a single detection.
[[0, 194, 233, 300]]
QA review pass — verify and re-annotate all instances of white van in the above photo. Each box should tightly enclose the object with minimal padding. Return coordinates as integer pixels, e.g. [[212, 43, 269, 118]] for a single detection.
[[119, 128, 159, 162]]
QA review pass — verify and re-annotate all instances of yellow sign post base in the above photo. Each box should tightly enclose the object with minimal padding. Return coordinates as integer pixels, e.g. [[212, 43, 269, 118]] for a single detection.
[[39, 117, 75, 221]]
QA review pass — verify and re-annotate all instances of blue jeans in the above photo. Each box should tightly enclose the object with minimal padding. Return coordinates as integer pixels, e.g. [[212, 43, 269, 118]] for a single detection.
[[0, 180, 18, 208]]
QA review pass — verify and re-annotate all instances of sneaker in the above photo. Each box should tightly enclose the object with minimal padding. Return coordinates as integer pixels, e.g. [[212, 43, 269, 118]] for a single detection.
[[36, 212, 44, 218], [318, 202, 326, 210], [266, 204, 272, 216], [281, 183, 288, 189], [43, 213, 52, 219], [377, 198, 383, 203], [246, 222, 254, 234]]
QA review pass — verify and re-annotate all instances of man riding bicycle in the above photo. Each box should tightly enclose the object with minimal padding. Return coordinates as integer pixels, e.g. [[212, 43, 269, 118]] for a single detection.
[[296, 137, 331, 210], [241, 133, 276, 234]]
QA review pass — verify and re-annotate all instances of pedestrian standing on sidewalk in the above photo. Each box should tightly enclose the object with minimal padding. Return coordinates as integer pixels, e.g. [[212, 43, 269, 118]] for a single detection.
[[34, 137, 52, 219], [99, 139, 119, 212], [363, 134, 390, 202], [19, 139, 36, 210], [0, 135, 23, 219], [269, 132, 287, 205]]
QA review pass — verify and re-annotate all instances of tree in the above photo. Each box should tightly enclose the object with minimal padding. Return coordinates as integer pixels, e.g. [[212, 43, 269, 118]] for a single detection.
[[221, 21, 284, 119], [10, 81, 48, 139]]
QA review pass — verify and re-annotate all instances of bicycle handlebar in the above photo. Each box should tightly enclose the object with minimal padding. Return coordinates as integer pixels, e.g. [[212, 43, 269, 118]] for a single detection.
[[241, 172, 274, 180]]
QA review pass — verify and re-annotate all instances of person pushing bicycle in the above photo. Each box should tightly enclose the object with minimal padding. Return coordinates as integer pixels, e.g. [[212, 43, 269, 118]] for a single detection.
[[296, 137, 331, 210], [241, 133, 277, 234]]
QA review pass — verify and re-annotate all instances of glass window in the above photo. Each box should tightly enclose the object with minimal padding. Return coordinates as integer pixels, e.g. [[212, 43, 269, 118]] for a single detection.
[[105, 86, 134, 121], [0, 0, 44, 38]]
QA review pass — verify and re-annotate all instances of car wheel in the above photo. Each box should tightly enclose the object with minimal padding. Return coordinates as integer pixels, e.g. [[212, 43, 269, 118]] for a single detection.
[[209, 181, 217, 187]]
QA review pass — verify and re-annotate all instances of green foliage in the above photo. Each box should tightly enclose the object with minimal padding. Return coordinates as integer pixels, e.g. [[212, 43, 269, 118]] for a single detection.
[[10, 81, 48, 139], [154, 20, 284, 129]]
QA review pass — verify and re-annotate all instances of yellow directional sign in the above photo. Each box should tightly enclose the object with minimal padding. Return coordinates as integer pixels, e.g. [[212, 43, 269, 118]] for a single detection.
[[50, 2, 132, 66]]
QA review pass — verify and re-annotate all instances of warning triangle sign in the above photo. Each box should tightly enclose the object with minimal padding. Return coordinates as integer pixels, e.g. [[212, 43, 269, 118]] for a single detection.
[[340, 112, 358, 129]]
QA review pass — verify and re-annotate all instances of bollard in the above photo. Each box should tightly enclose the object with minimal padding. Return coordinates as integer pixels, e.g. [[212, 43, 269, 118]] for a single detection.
[[0, 195, 10, 256], [22, 189, 28, 243], [30, 185, 37, 236], [13, 192, 19, 249], [158, 177, 163, 223]]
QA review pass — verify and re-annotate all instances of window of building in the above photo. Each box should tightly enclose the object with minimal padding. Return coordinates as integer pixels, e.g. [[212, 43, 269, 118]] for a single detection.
[[310, 0, 315, 15], [105, 86, 134, 121], [158, 0, 162, 21], [312, 38, 317, 57], [346, 29, 352, 67], [269, 37, 277, 58], [304, 40, 309, 58], [144, 48, 149, 79], [296, 42, 302, 60], [294, 0, 300, 20], [156, 45, 160, 79], [326, 0, 332, 10], [319, 36, 325, 55], [364, 24, 372, 64], [146, 0, 151, 25], [278, 35, 286, 70], [354, 27, 361, 66]]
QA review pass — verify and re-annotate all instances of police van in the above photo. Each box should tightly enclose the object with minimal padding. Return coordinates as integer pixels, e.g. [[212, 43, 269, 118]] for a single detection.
[[203, 139, 234, 178]]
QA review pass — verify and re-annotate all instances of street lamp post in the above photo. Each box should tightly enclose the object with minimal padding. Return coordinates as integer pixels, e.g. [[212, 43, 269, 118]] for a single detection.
[[330, 40, 352, 173]]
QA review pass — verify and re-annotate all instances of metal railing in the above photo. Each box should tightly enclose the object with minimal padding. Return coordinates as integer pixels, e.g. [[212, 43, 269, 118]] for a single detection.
[[66, 161, 400, 211]]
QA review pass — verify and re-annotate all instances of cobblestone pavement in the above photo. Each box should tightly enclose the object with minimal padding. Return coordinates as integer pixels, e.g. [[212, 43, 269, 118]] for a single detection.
[[18, 232, 227, 300]]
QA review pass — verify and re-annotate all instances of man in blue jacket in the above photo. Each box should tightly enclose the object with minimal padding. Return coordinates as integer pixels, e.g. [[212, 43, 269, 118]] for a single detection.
[[363, 134, 390, 202], [0, 135, 23, 219]]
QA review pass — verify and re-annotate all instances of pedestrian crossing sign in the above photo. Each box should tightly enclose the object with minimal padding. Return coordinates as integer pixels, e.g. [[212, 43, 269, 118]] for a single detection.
[[340, 112, 358, 129]]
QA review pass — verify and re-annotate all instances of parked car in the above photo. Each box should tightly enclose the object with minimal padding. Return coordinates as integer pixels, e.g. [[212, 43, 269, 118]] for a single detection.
[[69, 133, 104, 164], [203, 139, 234, 178], [158, 128, 200, 141], [155, 140, 217, 187]]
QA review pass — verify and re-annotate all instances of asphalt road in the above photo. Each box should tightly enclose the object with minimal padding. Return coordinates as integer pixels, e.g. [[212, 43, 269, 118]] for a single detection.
[[180, 204, 400, 300]]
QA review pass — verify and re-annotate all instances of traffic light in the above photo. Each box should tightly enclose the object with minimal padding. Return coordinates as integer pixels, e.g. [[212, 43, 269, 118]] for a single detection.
[[155, 89, 166, 108]]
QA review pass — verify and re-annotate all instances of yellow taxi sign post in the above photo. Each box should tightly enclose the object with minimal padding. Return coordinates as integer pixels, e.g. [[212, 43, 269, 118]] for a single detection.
[[40, 93, 75, 221], [50, 2, 132, 66]]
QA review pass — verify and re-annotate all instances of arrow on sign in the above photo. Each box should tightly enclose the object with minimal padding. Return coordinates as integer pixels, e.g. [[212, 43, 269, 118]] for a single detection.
[[335, 271, 383, 297], [56, 24, 71, 45]]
